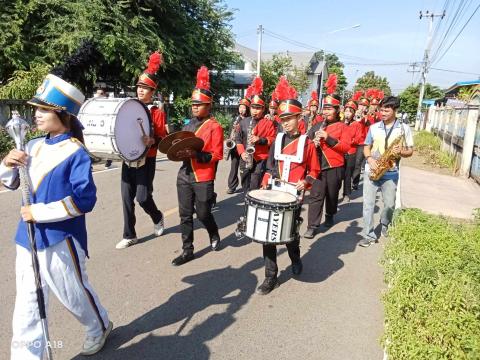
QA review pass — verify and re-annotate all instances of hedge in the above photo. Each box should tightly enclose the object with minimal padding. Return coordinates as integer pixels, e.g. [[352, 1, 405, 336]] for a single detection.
[[382, 209, 480, 359]]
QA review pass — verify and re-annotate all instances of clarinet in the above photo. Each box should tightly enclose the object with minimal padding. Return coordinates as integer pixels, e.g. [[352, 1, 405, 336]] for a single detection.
[[245, 118, 255, 169]]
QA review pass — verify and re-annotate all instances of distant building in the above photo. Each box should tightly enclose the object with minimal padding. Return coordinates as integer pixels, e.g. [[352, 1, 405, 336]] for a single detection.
[[219, 43, 327, 106]]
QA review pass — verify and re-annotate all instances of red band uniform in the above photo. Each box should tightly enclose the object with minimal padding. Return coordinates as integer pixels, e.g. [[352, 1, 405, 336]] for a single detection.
[[119, 52, 167, 248], [172, 66, 224, 266], [305, 75, 350, 236]]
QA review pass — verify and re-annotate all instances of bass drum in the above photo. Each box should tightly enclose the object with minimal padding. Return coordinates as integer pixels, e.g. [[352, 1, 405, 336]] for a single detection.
[[78, 98, 151, 162]]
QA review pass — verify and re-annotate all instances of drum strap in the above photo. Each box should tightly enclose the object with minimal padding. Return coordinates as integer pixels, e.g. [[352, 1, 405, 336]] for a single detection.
[[274, 133, 307, 182]]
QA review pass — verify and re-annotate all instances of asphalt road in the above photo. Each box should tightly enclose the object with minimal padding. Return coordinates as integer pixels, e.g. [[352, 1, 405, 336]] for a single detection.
[[0, 158, 385, 360]]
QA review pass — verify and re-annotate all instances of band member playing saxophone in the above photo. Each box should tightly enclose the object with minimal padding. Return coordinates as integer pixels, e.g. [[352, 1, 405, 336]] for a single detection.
[[304, 74, 351, 239], [359, 96, 413, 247], [226, 98, 250, 194], [235, 77, 276, 192]]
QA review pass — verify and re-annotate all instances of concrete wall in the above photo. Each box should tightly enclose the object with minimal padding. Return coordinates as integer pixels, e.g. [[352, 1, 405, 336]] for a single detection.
[[427, 95, 480, 178]]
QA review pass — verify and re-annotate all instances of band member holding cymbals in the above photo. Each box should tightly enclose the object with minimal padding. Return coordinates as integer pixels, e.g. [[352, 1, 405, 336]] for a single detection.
[[171, 66, 224, 266], [258, 76, 320, 295]]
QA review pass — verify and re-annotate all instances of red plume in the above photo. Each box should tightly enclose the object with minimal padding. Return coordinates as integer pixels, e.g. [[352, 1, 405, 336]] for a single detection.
[[146, 51, 162, 75], [196, 66, 210, 90], [310, 90, 318, 101], [377, 90, 384, 100], [366, 88, 376, 99], [245, 84, 253, 99], [325, 74, 337, 95], [352, 90, 363, 102], [274, 76, 297, 101], [271, 88, 279, 101], [250, 76, 263, 96]]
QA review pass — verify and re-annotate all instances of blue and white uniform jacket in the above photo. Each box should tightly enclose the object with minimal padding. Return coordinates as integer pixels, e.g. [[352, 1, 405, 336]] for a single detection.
[[0, 133, 97, 255]]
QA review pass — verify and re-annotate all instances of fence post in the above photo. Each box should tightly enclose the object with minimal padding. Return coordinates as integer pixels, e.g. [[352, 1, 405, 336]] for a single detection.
[[460, 99, 479, 177]]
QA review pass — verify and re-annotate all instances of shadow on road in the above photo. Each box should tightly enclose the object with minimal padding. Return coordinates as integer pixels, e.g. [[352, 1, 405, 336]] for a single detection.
[[78, 257, 263, 360], [285, 220, 362, 284]]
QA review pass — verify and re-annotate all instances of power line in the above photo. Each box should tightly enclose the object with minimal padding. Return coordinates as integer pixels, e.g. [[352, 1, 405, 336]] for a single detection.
[[263, 27, 413, 64], [430, 67, 480, 76], [432, 2, 480, 65]]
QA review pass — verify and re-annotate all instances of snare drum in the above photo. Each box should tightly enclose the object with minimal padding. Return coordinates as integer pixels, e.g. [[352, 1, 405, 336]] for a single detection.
[[78, 98, 152, 162], [244, 189, 301, 245]]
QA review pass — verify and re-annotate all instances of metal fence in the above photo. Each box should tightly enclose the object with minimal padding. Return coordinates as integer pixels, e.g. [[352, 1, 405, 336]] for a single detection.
[[426, 95, 480, 183]]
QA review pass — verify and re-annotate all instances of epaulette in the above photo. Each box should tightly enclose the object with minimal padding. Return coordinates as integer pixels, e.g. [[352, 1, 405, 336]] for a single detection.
[[70, 137, 102, 163]]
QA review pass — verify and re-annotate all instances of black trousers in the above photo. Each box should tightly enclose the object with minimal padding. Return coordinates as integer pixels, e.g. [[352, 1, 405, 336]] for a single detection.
[[352, 145, 365, 187], [343, 153, 356, 196], [177, 177, 219, 253], [121, 157, 163, 239], [239, 158, 266, 192], [263, 237, 301, 279], [227, 149, 241, 191], [307, 167, 344, 228]]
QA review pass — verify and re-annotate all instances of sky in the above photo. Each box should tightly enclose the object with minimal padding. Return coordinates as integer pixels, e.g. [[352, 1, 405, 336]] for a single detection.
[[224, 0, 480, 94]]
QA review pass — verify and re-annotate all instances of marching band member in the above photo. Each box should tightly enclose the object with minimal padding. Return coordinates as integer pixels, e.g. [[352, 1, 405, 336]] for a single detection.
[[227, 98, 250, 194], [116, 52, 168, 249], [171, 66, 224, 266], [368, 89, 384, 123], [1, 72, 112, 358], [305, 90, 323, 130], [360, 96, 413, 247], [351, 92, 371, 191], [258, 76, 320, 295], [235, 77, 276, 192], [303, 74, 350, 239], [342, 93, 363, 202], [266, 98, 280, 128]]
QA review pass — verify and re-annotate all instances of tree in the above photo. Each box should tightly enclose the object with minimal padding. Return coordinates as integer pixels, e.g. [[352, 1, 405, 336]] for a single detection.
[[354, 71, 391, 95], [0, 0, 237, 99], [260, 54, 310, 98], [398, 83, 444, 120], [310, 51, 347, 94]]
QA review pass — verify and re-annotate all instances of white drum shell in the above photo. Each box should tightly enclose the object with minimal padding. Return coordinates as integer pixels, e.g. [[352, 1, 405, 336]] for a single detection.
[[244, 190, 299, 244], [78, 98, 151, 161]]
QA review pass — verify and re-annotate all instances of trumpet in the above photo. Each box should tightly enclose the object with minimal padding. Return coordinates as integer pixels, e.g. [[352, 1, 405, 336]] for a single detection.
[[223, 116, 240, 160]]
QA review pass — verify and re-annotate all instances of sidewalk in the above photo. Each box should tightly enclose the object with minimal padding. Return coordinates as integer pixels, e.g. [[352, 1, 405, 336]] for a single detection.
[[400, 165, 480, 220]]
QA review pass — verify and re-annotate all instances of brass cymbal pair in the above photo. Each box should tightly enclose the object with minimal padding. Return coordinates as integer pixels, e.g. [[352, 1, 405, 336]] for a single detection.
[[158, 131, 204, 161]]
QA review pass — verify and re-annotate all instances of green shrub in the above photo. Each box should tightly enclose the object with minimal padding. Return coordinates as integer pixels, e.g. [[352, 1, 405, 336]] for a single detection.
[[0, 128, 46, 158], [414, 131, 456, 170], [382, 209, 480, 359]]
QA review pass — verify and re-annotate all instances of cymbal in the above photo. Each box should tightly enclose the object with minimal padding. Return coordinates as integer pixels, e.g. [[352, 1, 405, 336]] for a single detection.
[[167, 137, 204, 161], [158, 131, 196, 153]]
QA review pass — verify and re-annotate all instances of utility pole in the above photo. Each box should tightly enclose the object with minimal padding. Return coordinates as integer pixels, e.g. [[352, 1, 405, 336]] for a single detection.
[[415, 10, 445, 130], [256, 24, 264, 76], [407, 62, 421, 85]]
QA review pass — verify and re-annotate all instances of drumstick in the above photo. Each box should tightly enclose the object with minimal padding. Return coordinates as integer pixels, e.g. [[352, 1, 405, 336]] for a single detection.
[[273, 178, 297, 186], [137, 118, 147, 137]]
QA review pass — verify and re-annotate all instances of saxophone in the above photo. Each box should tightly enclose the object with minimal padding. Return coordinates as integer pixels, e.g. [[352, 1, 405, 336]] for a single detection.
[[306, 113, 315, 132], [245, 118, 255, 169], [369, 134, 405, 181], [223, 116, 240, 160]]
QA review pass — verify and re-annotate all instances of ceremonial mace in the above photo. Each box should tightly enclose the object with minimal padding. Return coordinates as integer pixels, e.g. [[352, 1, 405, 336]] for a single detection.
[[6, 112, 53, 360]]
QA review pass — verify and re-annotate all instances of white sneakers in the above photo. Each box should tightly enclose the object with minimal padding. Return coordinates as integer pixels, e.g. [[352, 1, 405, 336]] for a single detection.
[[154, 219, 164, 236], [80, 320, 113, 356], [116, 219, 164, 249], [115, 238, 138, 249]]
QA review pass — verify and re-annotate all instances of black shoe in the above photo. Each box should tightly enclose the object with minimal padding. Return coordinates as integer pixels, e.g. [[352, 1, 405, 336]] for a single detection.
[[303, 227, 317, 239], [256, 277, 279, 295], [324, 215, 334, 228], [210, 234, 221, 251], [226, 188, 235, 194], [352, 184, 358, 191], [171, 252, 195, 266], [292, 261, 303, 275]]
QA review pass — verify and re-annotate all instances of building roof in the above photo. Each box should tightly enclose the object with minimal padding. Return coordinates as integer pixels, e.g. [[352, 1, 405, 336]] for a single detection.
[[234, 43, 317, 70], [445, 80, 480, 95]]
